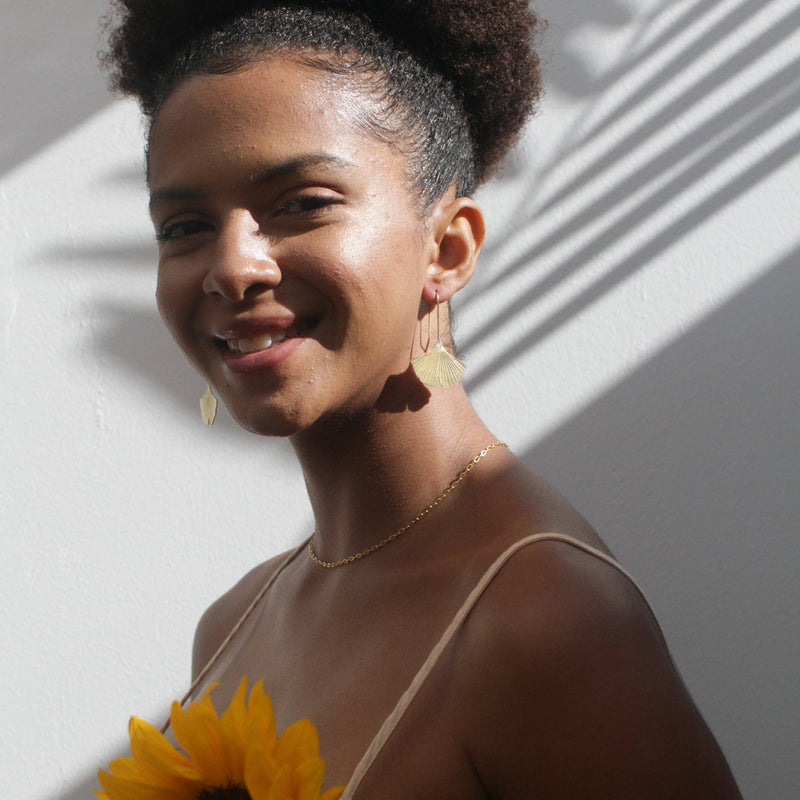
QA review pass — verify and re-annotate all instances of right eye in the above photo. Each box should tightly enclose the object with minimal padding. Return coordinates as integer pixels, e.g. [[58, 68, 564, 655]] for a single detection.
[[156, 218, 213, 242]]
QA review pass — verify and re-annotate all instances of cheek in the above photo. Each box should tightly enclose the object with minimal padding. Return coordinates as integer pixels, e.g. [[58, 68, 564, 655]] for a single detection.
[[155, 272, 179, 332], [340, 220, 426, 299], [155, 266, 200, 349], [326, 252, 421, 333]]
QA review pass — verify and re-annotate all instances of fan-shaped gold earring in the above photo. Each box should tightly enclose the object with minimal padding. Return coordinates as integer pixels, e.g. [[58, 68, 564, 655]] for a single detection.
[[411, 292, 466, 388], [200, 384, 218, 426]]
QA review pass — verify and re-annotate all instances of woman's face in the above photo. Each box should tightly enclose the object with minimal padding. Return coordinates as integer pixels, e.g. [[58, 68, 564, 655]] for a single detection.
[[148, 57, 436, 436]]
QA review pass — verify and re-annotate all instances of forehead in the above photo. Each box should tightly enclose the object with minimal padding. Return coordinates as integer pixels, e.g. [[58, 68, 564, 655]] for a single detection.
[[147, 57, 405, 190]]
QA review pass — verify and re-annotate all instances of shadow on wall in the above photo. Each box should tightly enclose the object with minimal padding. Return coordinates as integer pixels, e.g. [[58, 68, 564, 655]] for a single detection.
[[526, 248, 800, 800], [55, 772, 108, 800], [534, 0, 635, 98], [0, 0, 112, 177], [56, 777, 98, 800], [467, 0, 800, 392], [86, 299, 269, 440], [47, 732, 129, 800]]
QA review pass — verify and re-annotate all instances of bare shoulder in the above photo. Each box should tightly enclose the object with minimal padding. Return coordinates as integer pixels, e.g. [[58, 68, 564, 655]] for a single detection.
[[191, 548, 299, 680], [453, 536, 742, 799]]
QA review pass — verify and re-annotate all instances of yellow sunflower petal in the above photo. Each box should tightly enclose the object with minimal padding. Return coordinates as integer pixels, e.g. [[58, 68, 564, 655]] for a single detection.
[[275, 719, 319, 769], [101, 758, 167, 786], [100, 678, 341, 800], [170, 687, 229, 785], [266, 764, 292, 800], [245, 742, 281, 800], [97, 768, 195, 800], [219, 676, 250, 784], [293, 756, 325, 800], [128, 716, 201, 781], [102, 758, 139, 779], [246, 680, 277, 752], [99, 755, 202, 796]]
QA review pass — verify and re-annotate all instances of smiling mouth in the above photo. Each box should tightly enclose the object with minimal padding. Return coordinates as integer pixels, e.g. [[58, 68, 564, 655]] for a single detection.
[[224, 320, 315, 354]]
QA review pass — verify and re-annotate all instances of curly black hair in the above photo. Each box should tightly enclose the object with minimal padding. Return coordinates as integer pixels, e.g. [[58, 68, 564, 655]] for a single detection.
[[103, 1, 543, 204]]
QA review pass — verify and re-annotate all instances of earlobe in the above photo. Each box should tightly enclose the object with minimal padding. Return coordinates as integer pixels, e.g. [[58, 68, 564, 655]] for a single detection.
[[422, 197, 485, 304]]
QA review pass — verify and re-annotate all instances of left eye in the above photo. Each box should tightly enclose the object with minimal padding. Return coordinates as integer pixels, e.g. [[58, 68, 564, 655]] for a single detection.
[[155, 218, 213, 242], [276, 193, 339, 215]]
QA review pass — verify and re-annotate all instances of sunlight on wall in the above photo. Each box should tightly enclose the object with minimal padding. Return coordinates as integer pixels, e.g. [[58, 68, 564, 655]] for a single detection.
[[467, 0, 800, 448]]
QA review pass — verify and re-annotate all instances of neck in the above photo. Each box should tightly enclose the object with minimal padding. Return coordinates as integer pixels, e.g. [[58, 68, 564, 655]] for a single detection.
[[290, 379, 495, 565]]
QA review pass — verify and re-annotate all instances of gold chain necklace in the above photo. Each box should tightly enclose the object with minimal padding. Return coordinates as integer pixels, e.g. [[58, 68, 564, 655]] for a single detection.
[[307, 441, 508, 569]]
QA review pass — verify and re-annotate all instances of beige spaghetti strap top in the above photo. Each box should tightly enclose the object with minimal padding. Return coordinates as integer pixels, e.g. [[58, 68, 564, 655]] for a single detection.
[[183, 533, 654, 799]]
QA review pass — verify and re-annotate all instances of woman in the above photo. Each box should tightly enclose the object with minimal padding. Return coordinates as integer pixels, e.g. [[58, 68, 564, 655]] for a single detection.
[[103, 1, 742, 797]]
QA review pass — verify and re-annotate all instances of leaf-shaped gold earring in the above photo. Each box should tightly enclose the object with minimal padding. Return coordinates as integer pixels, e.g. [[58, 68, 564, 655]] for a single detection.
[[200, 384, 218, 426], [411, 292, 466, 388]]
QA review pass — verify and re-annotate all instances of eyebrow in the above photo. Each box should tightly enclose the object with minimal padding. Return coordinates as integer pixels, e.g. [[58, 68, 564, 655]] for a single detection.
[[249, 153, 355, 185], [148, 153, 355, 214]]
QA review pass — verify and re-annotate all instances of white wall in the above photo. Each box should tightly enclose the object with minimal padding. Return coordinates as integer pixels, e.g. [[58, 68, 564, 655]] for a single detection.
[[2, 1, 798, 798]]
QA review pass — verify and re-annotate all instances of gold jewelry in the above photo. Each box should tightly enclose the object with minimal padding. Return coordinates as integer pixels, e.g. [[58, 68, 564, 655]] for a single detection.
[[411, 291, 466, 388], [200, 384, 218, 426], [308, 441, 508, 568]]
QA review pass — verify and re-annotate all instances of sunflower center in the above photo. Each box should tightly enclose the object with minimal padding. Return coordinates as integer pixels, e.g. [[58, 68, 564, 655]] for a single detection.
[[196, 786, 251, 800]]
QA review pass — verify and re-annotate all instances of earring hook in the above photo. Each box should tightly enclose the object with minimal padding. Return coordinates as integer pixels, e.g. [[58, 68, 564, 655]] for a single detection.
[[434, 291, 441, 346]]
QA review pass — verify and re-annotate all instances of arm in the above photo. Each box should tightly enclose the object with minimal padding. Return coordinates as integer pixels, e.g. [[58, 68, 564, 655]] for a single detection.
[[455, 540, 742, 800]]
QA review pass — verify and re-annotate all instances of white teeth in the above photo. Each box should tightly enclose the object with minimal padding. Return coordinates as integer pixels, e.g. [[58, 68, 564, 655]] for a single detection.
[[226, 328, 297, 354], [247, 333, 272, 353]]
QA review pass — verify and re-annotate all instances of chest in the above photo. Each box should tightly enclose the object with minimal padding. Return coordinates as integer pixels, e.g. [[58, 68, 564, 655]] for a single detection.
[[200, 560, 489, 798]]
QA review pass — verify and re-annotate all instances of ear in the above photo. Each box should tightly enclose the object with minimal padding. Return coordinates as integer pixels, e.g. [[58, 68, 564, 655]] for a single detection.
[[422, 195, 485, 304]]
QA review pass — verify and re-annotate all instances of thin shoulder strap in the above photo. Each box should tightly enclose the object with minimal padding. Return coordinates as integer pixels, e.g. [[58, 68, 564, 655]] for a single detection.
[[342, 532, 653, 800], [160, 540, 307, 733]]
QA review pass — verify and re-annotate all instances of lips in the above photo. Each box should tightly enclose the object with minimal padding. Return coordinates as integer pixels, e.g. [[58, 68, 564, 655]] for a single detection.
[[217, 317, 316, 353], [215, 317, 317, 373], [226, 325, 300, 354]]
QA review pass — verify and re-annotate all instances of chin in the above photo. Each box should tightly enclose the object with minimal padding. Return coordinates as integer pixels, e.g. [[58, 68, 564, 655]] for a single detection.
[[218, 374, 389, 439], [223, 394, 321, 438], [230, 407, 306, 438]]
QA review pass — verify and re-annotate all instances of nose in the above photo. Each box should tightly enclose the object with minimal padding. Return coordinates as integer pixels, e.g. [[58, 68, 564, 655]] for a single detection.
[[202, 213, 281, 301]]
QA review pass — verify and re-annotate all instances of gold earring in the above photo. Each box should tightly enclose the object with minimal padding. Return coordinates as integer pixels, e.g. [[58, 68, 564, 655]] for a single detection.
[[200, 384, 218, 426], [410, 292, 466, 388]]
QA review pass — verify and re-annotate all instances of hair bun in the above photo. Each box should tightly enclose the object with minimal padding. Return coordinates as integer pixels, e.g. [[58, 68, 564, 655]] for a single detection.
[[105, 0, 542, 183]]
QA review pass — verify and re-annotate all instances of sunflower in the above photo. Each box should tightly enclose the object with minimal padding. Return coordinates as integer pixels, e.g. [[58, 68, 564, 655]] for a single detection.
[[96, 677, 344, 800]]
